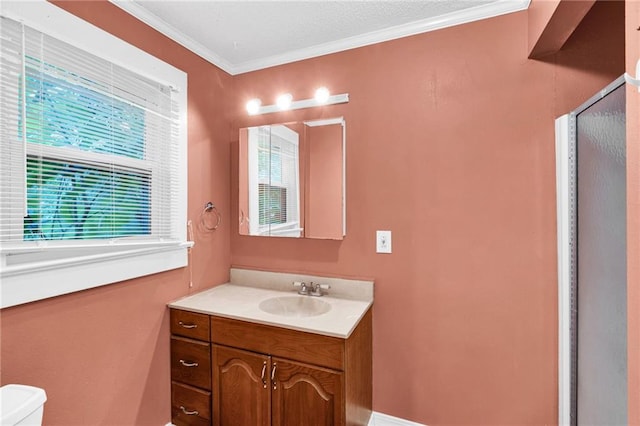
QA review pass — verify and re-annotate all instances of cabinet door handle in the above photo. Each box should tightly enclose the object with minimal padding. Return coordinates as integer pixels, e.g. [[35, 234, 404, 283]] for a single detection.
[[179, 359, 199, 367], [271, 363, 277, 390], [178, 321, 197, 329], [180, 406, 199, 416], [260, 361, 267, 389]]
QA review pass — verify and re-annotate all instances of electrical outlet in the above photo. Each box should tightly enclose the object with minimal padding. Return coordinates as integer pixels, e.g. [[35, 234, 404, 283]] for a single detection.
[[376, 230, 392, 254]]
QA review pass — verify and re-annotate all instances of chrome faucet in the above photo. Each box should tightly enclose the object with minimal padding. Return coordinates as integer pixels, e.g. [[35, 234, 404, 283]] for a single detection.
[[292, 281, 330, 296], [309, 282, 330, 297], [293, 281, 309, 295]]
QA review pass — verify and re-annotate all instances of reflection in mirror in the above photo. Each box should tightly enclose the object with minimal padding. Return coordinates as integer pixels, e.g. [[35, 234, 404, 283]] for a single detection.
[[249, 124, 301, 237], [239, 118, 345, 239]]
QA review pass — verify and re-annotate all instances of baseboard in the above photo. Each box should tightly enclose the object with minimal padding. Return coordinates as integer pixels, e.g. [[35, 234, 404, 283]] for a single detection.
[[167, 411, 426, 426], [369, 411, 427, 426]]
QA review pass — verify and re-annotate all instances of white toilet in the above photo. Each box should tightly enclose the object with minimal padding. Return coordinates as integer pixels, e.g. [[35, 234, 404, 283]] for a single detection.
[[0, 385, 47, 425]]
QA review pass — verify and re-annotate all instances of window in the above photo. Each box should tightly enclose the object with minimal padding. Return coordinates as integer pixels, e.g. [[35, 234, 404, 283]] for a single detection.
[[258, 184, 287, 225], [0, 1, 188, 308], [22, 69, 151, 241]]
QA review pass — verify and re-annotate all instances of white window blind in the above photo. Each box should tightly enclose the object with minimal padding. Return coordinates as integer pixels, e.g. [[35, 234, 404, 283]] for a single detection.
[[0, 2, 188, 308]]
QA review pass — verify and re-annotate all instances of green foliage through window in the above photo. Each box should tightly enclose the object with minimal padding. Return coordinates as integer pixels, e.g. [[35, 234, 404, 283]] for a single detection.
[[23, 62, 145, 158], [21, 63, 150, 241], [25, 159, 150, 240]]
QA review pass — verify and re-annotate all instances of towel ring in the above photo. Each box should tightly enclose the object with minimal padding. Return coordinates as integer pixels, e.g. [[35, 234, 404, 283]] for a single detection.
[[200, 202, 221, 231]]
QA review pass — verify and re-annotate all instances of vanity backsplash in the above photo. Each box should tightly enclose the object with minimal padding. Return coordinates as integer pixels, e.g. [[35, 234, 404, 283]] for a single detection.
[[229, 268, 373, 301]]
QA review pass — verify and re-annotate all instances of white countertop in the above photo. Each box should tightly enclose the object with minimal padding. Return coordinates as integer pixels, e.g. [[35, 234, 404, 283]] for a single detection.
[[169, 282, 372, 338]]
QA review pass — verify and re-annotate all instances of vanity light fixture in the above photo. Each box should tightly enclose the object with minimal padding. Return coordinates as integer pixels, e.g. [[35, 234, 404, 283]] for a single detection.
[[276, 93, 293, 110], [315, 86, 330, 104], [246, 87, 349, 116], [246, 98, 261, 115]]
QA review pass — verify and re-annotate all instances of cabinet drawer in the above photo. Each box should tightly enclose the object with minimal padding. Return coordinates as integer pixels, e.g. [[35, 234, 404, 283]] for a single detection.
[[210, 316, 344, 370], [171, 336, 211, 390], [171, 309, 210, 341], [171, 381, 211, 426]]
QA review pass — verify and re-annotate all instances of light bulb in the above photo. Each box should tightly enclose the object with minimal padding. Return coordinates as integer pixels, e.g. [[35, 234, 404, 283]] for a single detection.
[[246, 98, 261, 115], [276, 93, 293, 110], [315, 87, 330, 104]]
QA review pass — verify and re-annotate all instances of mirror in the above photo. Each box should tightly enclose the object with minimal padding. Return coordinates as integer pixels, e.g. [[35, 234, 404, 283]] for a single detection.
[[239, 118, 345, 239]]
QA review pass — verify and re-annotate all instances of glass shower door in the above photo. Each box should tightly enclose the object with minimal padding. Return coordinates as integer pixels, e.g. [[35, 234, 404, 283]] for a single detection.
[[574, 80, 627, 425]]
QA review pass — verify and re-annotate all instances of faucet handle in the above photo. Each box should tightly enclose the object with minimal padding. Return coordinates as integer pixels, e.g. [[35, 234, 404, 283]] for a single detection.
[[293, 281, 309, 295], [309, 282, 330, 297]]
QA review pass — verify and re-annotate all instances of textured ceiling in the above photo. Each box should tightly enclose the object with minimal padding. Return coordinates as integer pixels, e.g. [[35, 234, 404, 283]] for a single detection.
[[113, 0, 529, 74]]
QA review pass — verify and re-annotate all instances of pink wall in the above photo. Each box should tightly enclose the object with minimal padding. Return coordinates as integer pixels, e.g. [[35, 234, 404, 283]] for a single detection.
[[231, 2, 624, 424], [306, 124, 343, 239], [527, 0, 595, 58], [238, 128, 249, 235], [626, 1, 640, 424], [528, 0, 561, 55], [0, 1, 233, 425], [286, 121, 309, 235]]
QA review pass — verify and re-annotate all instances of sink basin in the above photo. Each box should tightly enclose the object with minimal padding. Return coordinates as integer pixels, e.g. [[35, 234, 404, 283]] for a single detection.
[[259, 296, 331, 318]]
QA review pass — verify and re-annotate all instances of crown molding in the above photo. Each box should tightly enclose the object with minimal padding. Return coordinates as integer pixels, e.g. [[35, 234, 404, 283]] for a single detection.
[[233, 0, 530, 74], [109, 0, 236, 74], [110, 0, 529, 76]]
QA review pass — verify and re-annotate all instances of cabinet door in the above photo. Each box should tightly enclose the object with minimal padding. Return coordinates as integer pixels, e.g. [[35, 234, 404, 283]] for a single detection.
[[212, 345, 270, 426], [271, 358, 344, 426]]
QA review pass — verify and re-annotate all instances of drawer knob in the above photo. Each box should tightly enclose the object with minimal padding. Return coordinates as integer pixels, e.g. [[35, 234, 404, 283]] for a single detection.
[[179, 359, 199, 368], [178, 321, 197, 329], [180, 406, 199, 416]]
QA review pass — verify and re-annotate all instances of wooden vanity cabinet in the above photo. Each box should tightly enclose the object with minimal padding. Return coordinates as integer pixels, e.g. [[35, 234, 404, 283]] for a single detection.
[[210, 309, 372, 426], [169, 307, 372, 426], [170, 310, 212, 426]]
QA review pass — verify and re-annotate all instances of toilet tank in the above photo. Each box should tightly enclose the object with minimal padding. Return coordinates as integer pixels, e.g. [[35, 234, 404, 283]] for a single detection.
[[0, 384, 47, 426]]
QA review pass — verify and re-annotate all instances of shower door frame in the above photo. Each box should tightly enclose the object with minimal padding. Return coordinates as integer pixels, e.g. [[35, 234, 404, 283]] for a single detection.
[[555, 75, 627, 426]]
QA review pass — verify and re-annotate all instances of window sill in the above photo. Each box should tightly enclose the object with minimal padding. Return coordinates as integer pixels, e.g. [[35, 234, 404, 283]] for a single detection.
[[0, 245, 189, 309]]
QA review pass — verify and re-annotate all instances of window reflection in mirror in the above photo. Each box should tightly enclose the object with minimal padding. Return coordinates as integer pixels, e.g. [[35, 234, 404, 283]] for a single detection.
[[253, 124, 301, 237], [239, 118, 345, 239]]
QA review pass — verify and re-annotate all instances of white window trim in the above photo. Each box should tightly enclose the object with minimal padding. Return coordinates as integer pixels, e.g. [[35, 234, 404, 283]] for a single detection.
[[0, 0, 188, 309]]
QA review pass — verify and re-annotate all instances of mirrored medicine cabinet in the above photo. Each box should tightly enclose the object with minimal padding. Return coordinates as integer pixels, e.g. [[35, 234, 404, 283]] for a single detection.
[[238, 118, 345, 239]]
